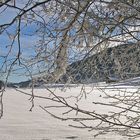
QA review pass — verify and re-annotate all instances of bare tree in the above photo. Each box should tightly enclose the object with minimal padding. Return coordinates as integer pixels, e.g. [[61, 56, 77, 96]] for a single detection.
[[0, 0, 140, 138]]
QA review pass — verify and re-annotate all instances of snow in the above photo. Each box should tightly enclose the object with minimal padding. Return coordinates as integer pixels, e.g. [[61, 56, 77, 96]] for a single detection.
[[0, 84, 139, 140]]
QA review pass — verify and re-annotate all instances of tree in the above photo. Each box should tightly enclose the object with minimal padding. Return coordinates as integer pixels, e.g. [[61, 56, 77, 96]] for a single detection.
[[0, 0, 140, 138]]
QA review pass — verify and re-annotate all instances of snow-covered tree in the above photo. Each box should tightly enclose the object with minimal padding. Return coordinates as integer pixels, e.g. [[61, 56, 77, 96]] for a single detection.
[[0, 0, 140, 138]]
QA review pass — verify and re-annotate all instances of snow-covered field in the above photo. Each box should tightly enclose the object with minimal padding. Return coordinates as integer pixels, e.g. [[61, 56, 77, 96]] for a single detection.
[[0, 84, 139, 140]]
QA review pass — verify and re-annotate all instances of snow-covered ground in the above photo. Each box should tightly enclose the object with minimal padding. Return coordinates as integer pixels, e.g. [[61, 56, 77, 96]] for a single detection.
[[0, 84, 139, 140]]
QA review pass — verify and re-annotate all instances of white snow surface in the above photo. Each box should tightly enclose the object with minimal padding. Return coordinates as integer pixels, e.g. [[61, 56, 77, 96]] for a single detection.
[[0, 84, 139, 140]]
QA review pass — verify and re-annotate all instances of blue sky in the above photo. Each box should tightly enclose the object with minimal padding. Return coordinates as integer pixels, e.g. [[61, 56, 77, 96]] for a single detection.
[[0, 32, 38, 83], [0, 5, 40, 83]]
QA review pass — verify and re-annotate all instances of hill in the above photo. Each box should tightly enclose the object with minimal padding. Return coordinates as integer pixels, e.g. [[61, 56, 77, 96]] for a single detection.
[[59, 43, 140, 84], [8, 43, 140, 87]]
